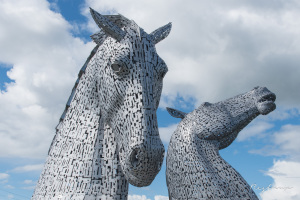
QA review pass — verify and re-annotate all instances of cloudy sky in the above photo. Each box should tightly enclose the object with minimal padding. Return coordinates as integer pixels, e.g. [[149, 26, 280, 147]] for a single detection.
[[0, 0, 300, 199]]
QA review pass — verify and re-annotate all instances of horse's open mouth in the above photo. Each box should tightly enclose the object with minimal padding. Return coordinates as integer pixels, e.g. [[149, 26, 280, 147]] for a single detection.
[[257, 93, 276, 115], [258, 93, 276, 103]]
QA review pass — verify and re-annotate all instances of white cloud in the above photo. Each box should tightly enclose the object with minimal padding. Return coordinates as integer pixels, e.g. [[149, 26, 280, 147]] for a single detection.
[[23, 179, 33, 184], [250, 124, 300, 161], [154, 195, 169, 200], [249, 124, 300, 200], [0, 173, 9, 184], [22, 185, 36, 190], [259, 160, 300, 200], [265, 107, 300, 121], [0, 0, 94, 158], [11, 164, 44, 173], [128, 195, 151, 200], [159, 123, 178, 143], [237, 120, 274, 141], [271, 125, 300, 160], [4, 185, 15, 189], [0, 173, 9, 180]]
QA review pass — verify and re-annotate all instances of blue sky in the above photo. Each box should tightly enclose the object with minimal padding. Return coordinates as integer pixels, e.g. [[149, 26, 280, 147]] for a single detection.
[[1, 0, 300, 199]]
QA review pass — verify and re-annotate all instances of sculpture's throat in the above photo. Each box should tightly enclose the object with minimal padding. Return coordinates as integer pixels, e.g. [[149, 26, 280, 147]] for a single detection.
[[217, 106, 260, 149], [195, 139, 257, 199], [167, 135, 257, 199]]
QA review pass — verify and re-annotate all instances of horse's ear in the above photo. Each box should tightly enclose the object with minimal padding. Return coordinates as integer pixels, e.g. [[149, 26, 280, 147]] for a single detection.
[[150, 22, 172, 44], [91, 30, 107, 45], [90, 8, 126, 42], [166, 107, 187, 119]]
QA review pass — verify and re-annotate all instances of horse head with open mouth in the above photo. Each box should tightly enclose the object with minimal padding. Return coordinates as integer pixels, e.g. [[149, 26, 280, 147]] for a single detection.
[[166, 86, 276, 200]]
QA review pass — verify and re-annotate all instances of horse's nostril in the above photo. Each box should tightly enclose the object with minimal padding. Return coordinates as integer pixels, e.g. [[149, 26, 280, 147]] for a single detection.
[[130, 149, 139, 168]]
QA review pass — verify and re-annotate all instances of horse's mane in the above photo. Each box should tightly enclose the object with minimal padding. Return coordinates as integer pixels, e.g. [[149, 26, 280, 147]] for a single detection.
[[57, 44, 99, 124], [57, 14, 133, 125]]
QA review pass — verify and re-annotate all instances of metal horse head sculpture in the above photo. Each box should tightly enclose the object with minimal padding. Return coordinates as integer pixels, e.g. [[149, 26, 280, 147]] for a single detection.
[[166, 87, 276, 199], [32, 8, 172, 199]]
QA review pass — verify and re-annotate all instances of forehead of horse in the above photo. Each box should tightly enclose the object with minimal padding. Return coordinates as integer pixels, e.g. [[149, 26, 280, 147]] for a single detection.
[[125, 27, 156, 51], [115, 35, 161, 69], [194, 102, 230, 118]]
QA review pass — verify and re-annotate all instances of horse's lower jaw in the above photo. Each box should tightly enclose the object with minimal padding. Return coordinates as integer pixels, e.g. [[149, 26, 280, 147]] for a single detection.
[[119, 159, 163, 186], [257, 101, 276, 115], [126, 173, 155, 187], [121, 164, 158, 186], [256, 91, 276, 115]]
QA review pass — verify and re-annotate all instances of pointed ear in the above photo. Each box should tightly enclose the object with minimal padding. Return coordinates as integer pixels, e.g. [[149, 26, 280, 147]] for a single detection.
[[166, 107, 187, 119], [150, 22, 172, 44], [90, 30, 107, 45], [90, 8, 126, 42]]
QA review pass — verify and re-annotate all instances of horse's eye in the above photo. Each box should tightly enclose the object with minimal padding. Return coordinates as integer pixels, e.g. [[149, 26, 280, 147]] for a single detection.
[[111, 62, 129, 76], [111, 63, 123, 73]]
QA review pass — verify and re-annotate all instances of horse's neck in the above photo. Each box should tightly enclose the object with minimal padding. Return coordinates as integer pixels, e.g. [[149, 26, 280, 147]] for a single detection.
[[33, 70, 101, 198], [168, 130, 257, 199], [193, 139, 258, 199], [33, 60, 129, 199]]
